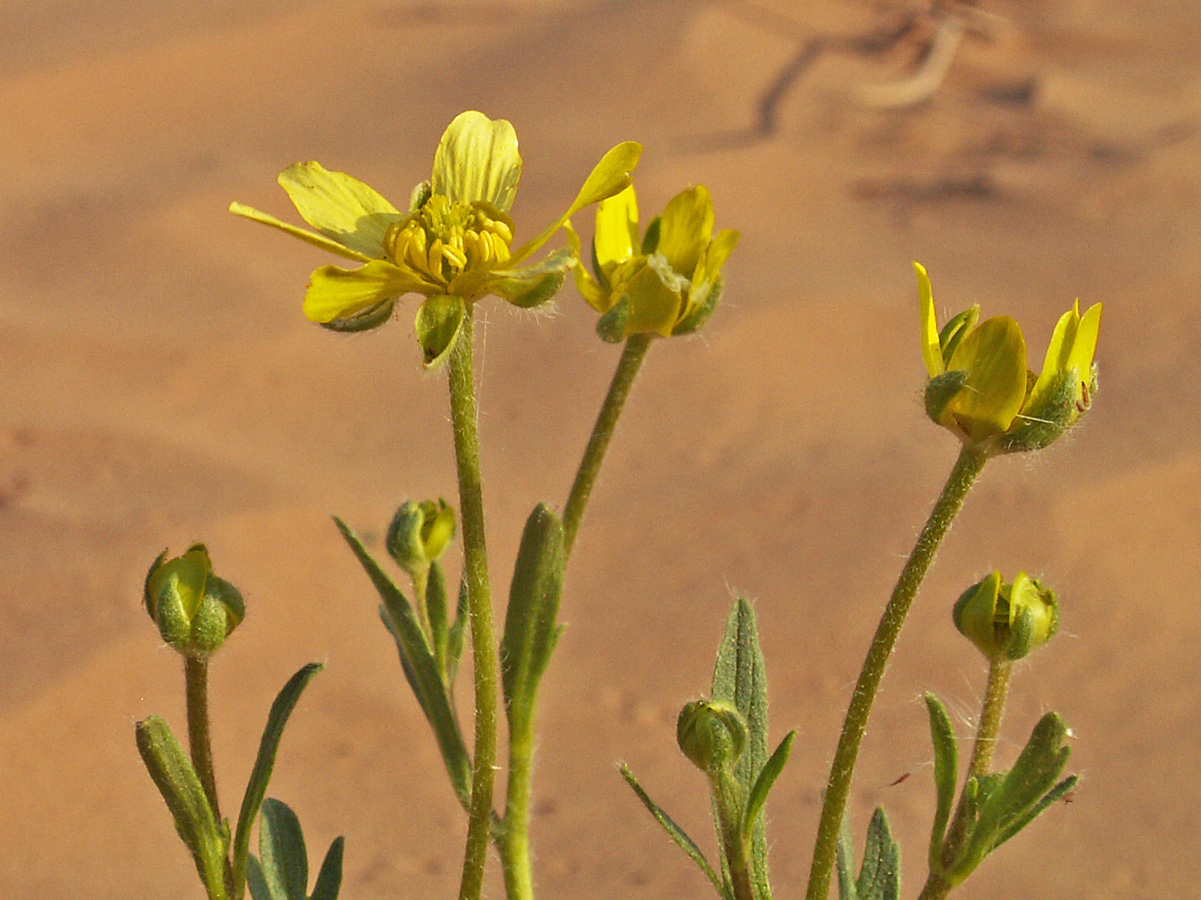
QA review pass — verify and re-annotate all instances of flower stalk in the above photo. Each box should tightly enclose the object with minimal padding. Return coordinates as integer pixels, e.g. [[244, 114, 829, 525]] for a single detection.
[[805, 444, 988, 900], [184, 655, 221, 825], [447, 309, 500, 900]]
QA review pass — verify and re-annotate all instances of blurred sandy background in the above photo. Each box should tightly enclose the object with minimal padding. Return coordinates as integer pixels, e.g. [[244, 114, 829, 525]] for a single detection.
[[1, 0, 1198, 897]]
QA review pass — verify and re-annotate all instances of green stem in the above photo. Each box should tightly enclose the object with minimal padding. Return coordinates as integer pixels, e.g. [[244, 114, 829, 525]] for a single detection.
[[185, 655, 221, 824], [412, 564, 432, 645], [448, 311, 500, 900], [499, 713, 536, 900], [919, 657, 1014, 900], [562, 334, 653, 557], [714, 771, 756, 900], [804, 445, 988, 900]]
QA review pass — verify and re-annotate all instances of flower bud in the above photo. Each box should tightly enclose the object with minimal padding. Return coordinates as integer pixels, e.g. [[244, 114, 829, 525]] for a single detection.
[[143, 545, 245, 659], [677, 699, 747, 775], [386, 499, 456, 575], [952, 570, 1058, 662]]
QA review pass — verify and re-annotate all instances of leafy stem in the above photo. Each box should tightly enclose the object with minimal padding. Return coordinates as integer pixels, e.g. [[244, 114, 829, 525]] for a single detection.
[[805, 444, 988, 900]]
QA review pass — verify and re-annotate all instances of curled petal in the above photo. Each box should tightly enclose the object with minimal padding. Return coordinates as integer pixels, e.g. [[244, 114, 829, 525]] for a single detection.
[[564, 222, 611, 312], [278, 162, 403, 259], [691, 229, 740, 293], [303, 260, 425, 324], [657, 185, 714, 276], [431, 111, 522, 212], [916, 262, 944, 378], [944, 316, 1028, 441], [1067, 302, 1102, 380]]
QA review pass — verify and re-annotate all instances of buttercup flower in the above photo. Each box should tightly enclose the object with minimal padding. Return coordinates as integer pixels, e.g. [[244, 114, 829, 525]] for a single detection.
[[953, 570, 1059, 662], [232, 111, 641, 366], [917, 263, 1101, 454], [566, 184, 739, 342]]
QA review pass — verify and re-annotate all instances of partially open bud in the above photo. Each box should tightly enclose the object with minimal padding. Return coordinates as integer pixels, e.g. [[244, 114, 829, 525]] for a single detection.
[[953, 570, 1058, 662], [143, 545, 245, 659], [386, 499, 456, 576], [677, 699, 747, 776]]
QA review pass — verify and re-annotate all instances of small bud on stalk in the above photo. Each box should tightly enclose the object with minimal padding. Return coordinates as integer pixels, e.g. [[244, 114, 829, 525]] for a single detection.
[[677, 699, 747, 776], [953, 570, 1058, 662], [386, 498, 456, 576], [143, 545, 244, 659]]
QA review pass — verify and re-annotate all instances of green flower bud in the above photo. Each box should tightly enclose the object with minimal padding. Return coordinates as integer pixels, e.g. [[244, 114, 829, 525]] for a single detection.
[[386, 499, 456, 575], [677, 699, 747, 775], [953, 570, 1059, 662], [143, 545, 245, 659]]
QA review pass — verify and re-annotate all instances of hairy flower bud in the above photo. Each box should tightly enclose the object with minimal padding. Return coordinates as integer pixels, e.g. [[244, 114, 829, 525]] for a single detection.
[[677, 699, 747, 775], [143, 545, 244, 659], [386, 499, 456, 575], [953, 570, 1059, 662]]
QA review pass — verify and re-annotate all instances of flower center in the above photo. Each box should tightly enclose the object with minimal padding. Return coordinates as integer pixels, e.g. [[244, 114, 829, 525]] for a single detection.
[[386, 195, 514, 285]]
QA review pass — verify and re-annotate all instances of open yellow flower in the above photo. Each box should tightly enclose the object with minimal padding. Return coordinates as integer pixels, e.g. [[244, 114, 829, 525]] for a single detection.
[[565, 184, 739, 341], [917, 262, 1101, 453], [232, 111, 641, 366]]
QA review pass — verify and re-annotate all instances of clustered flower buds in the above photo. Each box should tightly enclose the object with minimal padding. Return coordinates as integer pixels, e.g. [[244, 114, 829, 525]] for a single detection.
[[677, 698, 747, 776], [386, 498, 456, 576], [953, 570, 1059, 662], [143, 545, 244, 659]]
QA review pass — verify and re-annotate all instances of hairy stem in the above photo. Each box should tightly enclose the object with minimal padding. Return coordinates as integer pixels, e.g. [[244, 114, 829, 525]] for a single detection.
[[449, 311, 500, 900], [185, 655, 221, 824], [805, 445, 988, 900], [562, 334, 652, 557], [499, 713, 536, 900]]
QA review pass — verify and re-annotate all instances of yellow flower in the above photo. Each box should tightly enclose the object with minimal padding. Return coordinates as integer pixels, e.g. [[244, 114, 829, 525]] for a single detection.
[[916, 263, 1101, 453], [565, 184, 739, 341], [232, 111, 641, 366]]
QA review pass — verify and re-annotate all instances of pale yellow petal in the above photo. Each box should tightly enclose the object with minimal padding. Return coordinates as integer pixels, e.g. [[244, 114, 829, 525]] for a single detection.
[[945, 316, 1028, 441], [594, 184, 639, 269], [564, 221, 611, 312], [1067, 302, 1101, 378], [278, 162, 403, 259], [229, 202, 372, 263], [430, 111, 522, 212], [1026, 306, 1079, 414], [657, 185, 714, 276], [916, 262, 945, 377], [302, 260, 423, 324]]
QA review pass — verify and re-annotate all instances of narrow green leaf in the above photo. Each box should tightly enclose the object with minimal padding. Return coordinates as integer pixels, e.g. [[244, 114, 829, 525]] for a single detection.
[[135, 716, 229, 900], [310, 836, 346, 900], [711, 597, 770, 898], [259, 799, 308, 900], [977, 713, 1071, 837], [447, 574, 469, 686], [619, 764, 728, 899], [993, 774, 1078, 849], [499, 504, 565, 727], [231, 663, 323, 899], [924, 692, 958, 867], [247, 855, 272, 900], [427, 560, 450, 676], [744, 730, 795, 833], [836, 815, 859, 900], [334, 517, 472, 806], [857, 807, 900, 900]]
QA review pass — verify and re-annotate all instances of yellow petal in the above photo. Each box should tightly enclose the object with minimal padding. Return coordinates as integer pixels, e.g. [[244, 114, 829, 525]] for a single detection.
[[278, 162, 403, 259], [564, 221, 611, 312], [691, 229, 740, 292], [915, 262, 944, 377], [594, 184, 639, 270], [1067, 302, 1101, 378], [657, 185, 714, 276], [430, 111, 522, 212], [303, 260, 423, 324], [1026, 305, 1079, 414], [945, 316, 1028, 441], [509, 141, 642, 265], [229, 202, 372, 263], [624, 261, 684, 338]]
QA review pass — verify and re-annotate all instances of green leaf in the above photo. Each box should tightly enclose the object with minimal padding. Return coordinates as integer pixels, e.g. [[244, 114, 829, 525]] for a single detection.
[[619, 764, 728, 899], [924, 692, 958, 867], [836, 816, 859, 900], [857, 807, 901, 900], [710, 597, 770, 899], [135, 716, 229, 900], [499, 504, 565, 730], [231, 663, 323, 899], [310, 836, 346, 900], [259, 799, 308, 900], [427, 560, 450, 677], [247, 855, 272, 900], [447, 573, 469, 686], [993, 774, 1078, 849], [744, 730, 795, 833], [334, 517, 472, 807]]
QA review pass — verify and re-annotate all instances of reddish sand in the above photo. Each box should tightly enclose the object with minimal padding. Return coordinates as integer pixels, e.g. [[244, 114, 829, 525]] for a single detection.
[[1, 1, 1198, 898]]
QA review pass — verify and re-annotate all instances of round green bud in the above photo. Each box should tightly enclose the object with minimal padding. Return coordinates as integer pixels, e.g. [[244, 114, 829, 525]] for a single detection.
[[386, 499, 456, 575], [677, 699, 747, 775], [952, 570, 1058, 662], [143, 544, 245, 659]]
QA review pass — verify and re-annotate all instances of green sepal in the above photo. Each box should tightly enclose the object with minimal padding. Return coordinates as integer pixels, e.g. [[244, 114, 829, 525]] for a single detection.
[[710, 597, 770, 899], [135, 716, 230, 900], [640, 215, 662, 254], [446, 574, 469, 686], [257, 799, 308, 900], [924, 693, 958, 868], [924, 369, 969, 427], [427, 560, 451, 677], [999, 369, 1077, 454], [415, 294, 467, 368], [619, 763, 729, 900], [318, 299, 394, 333], [673, 274, 723, 336], [309, 836, 345, 900], [493, 248, 573, 308], [596, 296, 632, 343], [334, 517, 472, 807], [743, 729, 795, 834], [499, 504, 565, 730], [231, 663, 323, 899]]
